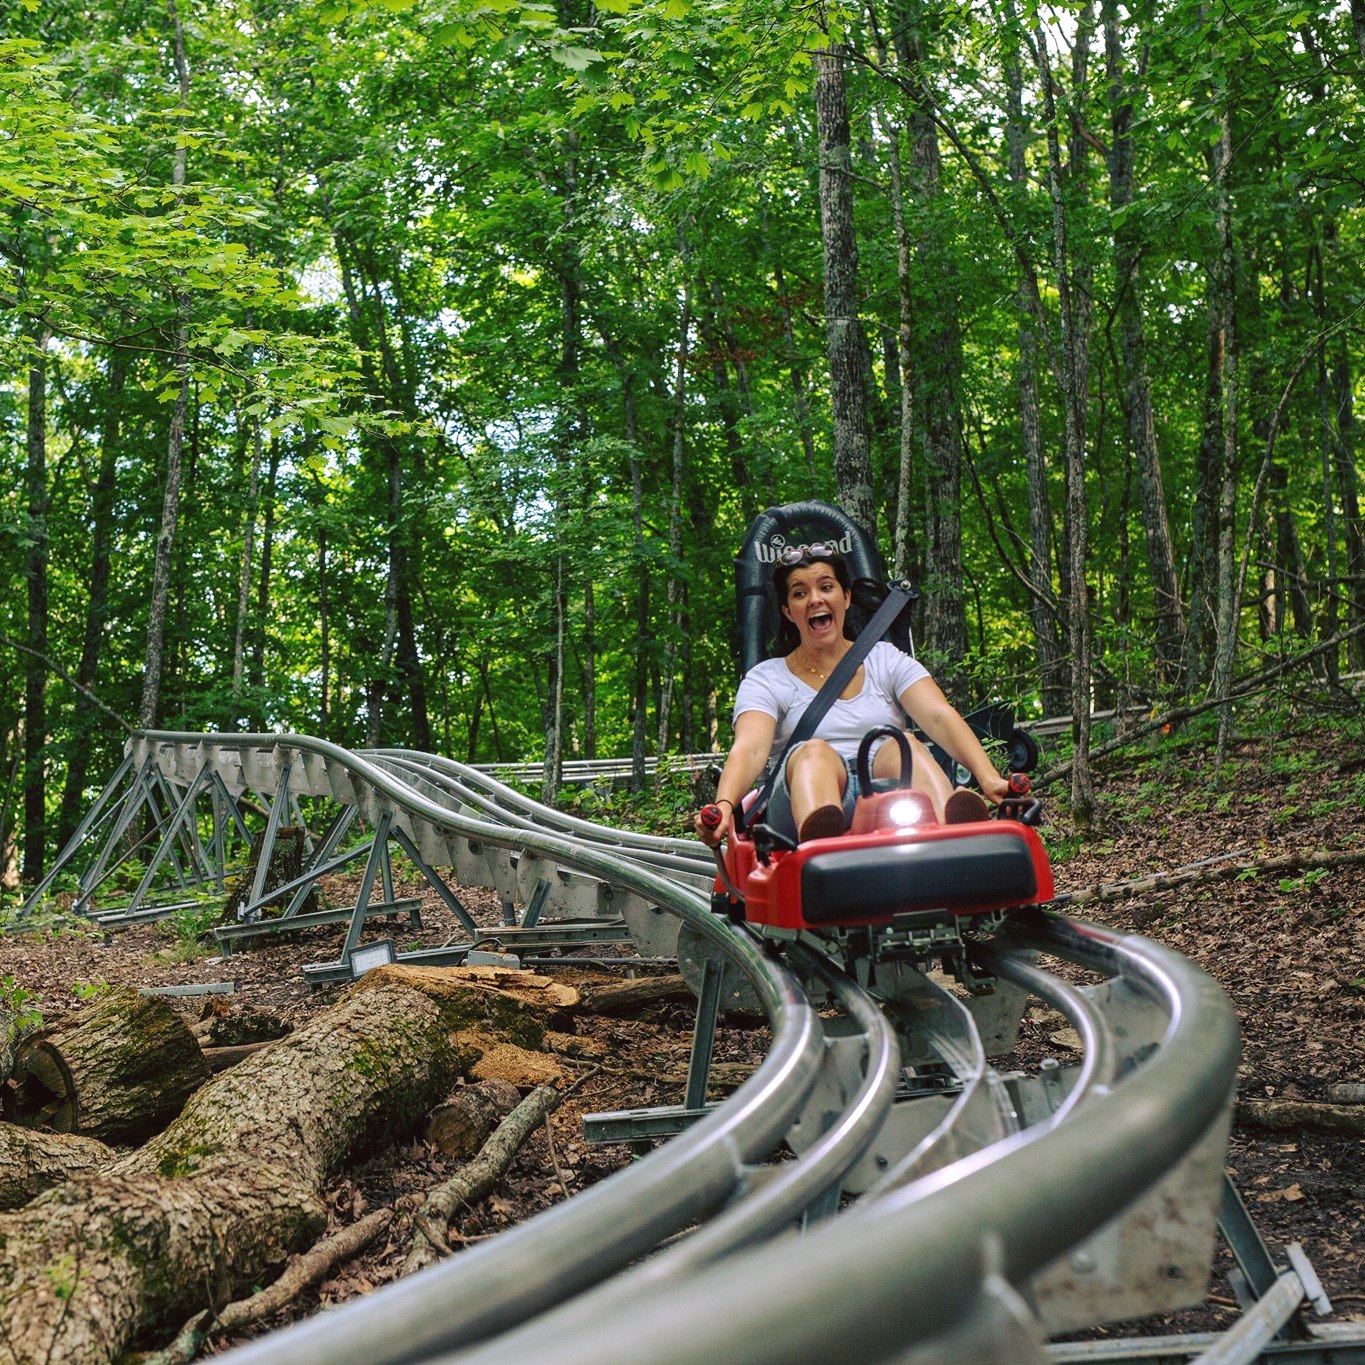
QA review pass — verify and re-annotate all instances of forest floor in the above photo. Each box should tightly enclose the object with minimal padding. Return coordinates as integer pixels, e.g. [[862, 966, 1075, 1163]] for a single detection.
[[3, 705, 1364, 1354]]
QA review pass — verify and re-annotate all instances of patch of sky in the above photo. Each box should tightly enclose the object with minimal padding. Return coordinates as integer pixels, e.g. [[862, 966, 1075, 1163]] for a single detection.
[[297, 255, 345, 306]]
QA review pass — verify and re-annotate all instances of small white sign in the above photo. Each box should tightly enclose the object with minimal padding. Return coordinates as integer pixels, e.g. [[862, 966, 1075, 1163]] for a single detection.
[[349, 939, 396, 977]]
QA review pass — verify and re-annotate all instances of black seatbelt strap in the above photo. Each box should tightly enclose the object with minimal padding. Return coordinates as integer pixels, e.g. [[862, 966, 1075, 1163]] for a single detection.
[[744, 582, 915, 831]]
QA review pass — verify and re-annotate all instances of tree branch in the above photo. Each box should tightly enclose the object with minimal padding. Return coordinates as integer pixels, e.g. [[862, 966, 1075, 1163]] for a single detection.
[[0, 635, 134, 734]]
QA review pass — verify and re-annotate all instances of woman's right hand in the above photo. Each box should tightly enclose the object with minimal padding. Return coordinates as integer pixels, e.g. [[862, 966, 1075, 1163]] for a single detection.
[[695, 802, 731, 847]]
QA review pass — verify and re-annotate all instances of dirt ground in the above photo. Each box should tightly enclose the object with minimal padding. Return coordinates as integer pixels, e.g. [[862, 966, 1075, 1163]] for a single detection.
[[2, 712, 1363, 1353]]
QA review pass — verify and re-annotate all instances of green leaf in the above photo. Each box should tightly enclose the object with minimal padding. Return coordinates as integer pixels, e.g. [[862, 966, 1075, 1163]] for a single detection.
[[551, 45, 604, 70]]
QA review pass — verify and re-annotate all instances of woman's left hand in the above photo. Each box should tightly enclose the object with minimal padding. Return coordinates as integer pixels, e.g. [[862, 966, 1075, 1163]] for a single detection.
[[979, 771, 1013, 807]]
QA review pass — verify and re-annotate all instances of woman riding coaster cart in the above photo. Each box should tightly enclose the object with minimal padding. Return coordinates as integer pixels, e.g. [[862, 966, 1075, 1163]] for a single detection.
[[694, 543, 1012, 850]]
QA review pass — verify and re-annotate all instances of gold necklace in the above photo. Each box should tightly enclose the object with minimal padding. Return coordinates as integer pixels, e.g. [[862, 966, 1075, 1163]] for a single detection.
[[796, 651, 842, 682]]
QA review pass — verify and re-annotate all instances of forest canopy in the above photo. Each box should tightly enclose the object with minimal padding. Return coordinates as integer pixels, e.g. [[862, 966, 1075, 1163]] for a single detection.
[[3, 0, 1364, 887]]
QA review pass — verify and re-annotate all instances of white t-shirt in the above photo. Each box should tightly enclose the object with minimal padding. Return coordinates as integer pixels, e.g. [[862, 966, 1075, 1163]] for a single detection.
[[733, 642, 929, 763]]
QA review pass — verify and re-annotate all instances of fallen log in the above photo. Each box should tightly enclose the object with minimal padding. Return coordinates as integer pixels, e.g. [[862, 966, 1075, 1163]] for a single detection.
[[147, 1208, 395, 1365], [1236, 1098, 1365, 1137], [426, 1079, 522, 1159], [4, 985, 209, 1143], [0, 1123, 112, 1209], [1058, 846, 1365, 910], [404, 1082, 562, 1275], [0, 964, 577, 1365], [201, 1040, 277, 1073], [574, 973, 693, 1015]]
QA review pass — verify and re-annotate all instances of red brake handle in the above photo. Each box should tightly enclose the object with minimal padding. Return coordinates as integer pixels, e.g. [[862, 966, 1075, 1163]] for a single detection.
[[699, 804, 723, 830], [1007, 772, 1031, 796]]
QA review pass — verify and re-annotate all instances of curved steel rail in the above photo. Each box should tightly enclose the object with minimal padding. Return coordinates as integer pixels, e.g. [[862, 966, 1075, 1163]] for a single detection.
[[361, 748, 713, 884], [443, 915, 1238, 1364]]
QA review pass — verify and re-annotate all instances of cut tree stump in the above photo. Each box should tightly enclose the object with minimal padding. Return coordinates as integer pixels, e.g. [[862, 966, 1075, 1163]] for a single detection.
[[191, 1004, 292, 1048], [0, 964, 578, 1365], [222, 824, 319, 920], [3, 985, 210, 1143]]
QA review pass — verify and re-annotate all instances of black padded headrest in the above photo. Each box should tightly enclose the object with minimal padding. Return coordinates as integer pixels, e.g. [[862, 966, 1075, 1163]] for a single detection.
[[734, 500, 915, 677]]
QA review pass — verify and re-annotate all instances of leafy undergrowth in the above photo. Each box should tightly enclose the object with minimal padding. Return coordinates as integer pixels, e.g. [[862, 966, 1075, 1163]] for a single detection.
[[1, 701, 1362, 1351]]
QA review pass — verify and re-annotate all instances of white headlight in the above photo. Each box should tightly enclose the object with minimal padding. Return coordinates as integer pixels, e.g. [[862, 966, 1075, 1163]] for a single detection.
[[888, 797, 923, 827]]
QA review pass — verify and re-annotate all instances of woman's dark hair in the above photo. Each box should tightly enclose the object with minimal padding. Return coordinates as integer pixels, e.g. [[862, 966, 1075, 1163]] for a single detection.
[[771, 552, 854, 655]]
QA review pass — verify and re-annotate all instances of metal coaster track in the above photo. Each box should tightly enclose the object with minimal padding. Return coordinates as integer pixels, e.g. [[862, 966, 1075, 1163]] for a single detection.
[[12, 731, 1356, 1363]]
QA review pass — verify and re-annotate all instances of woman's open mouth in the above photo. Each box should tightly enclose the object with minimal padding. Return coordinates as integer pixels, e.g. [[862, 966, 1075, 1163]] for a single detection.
[[808, 610, 834, 633]]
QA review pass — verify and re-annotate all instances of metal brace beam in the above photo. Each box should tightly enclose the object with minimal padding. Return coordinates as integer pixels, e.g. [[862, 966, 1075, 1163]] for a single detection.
[[390, 825, 477, 935], [248, 756, 295, 910]]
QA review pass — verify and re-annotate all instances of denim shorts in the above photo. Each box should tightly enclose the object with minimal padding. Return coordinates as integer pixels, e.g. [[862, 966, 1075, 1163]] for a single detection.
[[762, 740, 859, 843]]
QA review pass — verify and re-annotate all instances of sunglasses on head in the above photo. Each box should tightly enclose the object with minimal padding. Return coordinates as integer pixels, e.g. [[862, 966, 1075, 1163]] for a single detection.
[[778, 541, 836, 565]]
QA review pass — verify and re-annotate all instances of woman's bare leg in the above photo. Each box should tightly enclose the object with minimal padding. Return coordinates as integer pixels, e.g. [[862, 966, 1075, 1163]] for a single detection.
[[786, 740, 848, 835]]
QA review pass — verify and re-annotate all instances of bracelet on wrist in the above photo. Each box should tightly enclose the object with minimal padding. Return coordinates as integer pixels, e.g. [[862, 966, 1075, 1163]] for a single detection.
[[715, 797, 734, 809]]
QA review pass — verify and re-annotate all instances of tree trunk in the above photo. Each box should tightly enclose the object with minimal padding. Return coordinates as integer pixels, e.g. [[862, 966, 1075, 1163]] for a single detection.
[[620, 366, 651, 792], [1035, 23, 1094, 826], [222, 824, 318, 920], [542, 552, 566, 804], [1104, 0, 1184, 688], [890, 4, 968, 672], [814, 43, 877, 540], [1000, 5, 1066, 715], [657, 246, 692, 760], [57, 349, 126, 851], [873, 29, 920, 588], [1270, 462, 1314, 641], [582, 573, 596, 761], [701, 282, 757, 527], [1185, 141, 1228, 694], [140, 0, 192, 732], [1208, 112, 1240, 759], [318, 514, 331, 731], [1322, 224, 1365, 670], [23, 330, 48, 884], [4, 987, 209, 1144], [231, 409, 264, 726], [0, 966, 575, 1365], [242, 433, 275, 728], [773, 256, 819, 491]]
